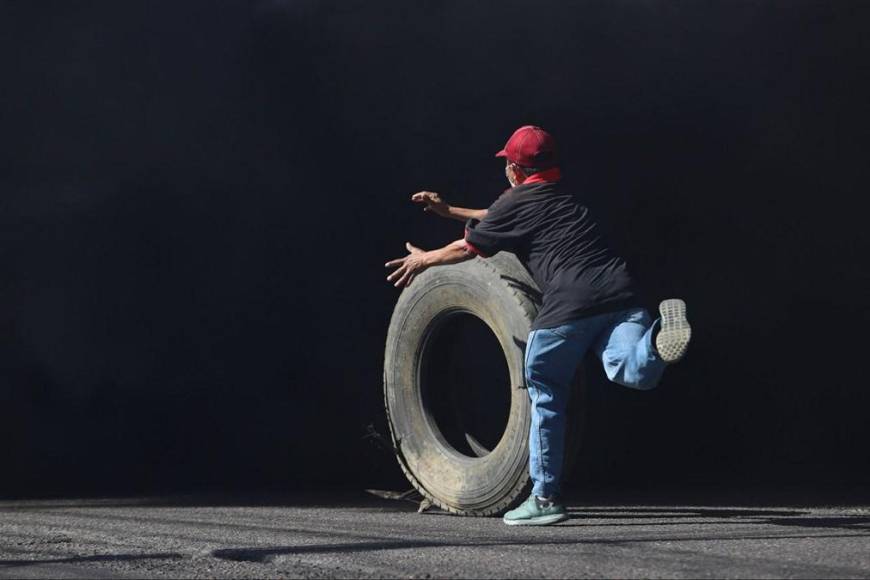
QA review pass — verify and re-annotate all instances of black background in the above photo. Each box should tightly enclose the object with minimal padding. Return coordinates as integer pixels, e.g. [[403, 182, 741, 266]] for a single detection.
[[0, 0, 867, 497]]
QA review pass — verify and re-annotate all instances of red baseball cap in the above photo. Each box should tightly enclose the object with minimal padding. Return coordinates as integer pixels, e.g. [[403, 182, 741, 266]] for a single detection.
[[495, 125, 558, 168]]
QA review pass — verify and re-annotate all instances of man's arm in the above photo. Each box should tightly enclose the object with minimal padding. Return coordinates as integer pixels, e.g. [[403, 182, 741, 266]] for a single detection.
[[411, 191, 488, 222], [446, 206, 488, 221], [385, 239, 474, 288]]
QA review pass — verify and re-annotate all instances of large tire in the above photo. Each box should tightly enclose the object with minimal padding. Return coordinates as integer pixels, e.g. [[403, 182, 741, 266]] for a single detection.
[[383, 252, 584, 516]]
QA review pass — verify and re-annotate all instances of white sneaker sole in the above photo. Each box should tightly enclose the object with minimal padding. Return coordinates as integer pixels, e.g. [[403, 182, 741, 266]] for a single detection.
[[503, 513, 569, 526], [656, 298, 691, 363]]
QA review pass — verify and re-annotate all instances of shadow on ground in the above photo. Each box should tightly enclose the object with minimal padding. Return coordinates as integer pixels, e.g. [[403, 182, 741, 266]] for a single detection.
[[0, 553, 184, 568]]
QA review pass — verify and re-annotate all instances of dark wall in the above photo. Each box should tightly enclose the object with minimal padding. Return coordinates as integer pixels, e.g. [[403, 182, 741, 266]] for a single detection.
[[0, 0, 867, 496]]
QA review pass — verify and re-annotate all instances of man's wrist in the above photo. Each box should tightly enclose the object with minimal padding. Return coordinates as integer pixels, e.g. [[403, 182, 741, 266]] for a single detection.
[[421, 251, 438, 267]]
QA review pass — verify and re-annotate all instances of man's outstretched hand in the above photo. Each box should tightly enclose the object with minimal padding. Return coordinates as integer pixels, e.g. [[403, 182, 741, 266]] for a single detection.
[[411, 191, 450, 217], [385, 242, 430, 288], [412, 191, 488, 222]]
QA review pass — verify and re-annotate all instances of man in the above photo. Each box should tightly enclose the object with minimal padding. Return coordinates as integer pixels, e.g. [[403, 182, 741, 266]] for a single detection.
[[385, 125, 691, 526]]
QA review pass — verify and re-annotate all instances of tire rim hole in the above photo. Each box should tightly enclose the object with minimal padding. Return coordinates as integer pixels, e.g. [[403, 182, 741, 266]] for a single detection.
[[420, 311, 511, 459]]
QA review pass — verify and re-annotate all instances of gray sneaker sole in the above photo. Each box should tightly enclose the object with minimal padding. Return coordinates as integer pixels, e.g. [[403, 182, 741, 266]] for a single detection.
[[502, 512, 569, 526], [656, 298, 691, 363]]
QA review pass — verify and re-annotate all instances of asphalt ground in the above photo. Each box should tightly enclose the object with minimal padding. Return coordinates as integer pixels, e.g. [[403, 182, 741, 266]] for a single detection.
[[1, 491, 868, 579]]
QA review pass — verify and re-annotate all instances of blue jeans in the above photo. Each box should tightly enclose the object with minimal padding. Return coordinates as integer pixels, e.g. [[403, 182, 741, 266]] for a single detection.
[[524, 307, 667, 498]]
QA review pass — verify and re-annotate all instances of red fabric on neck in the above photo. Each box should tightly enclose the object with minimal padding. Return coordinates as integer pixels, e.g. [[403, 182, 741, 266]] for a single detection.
[[522, 167, 562, 185]]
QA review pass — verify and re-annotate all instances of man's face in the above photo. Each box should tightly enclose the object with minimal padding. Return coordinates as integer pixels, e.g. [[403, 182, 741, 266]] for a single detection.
[[505, 162, 524, 187]]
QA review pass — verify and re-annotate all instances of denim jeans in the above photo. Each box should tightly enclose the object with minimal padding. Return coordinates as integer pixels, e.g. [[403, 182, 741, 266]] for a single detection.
[[524, 307, 667, 498]]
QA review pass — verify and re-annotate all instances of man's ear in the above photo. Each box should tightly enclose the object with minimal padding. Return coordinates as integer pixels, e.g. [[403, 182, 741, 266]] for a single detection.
[[509, 163, 526, 183]]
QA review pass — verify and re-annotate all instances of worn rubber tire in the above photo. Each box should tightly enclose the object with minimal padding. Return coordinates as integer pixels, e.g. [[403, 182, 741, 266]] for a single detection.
[[383, 252, 584, 516]]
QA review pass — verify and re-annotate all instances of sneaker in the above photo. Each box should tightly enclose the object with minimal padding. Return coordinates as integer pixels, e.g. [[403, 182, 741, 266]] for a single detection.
[[503, 494, 568, 526], [656, 298, 691, 363]]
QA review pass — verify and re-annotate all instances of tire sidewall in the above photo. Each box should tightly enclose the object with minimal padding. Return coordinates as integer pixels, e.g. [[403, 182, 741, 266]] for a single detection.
[[384, 257, 535, 515]]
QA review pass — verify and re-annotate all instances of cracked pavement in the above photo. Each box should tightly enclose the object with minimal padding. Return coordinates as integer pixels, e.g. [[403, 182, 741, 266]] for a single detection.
[[1, 492, 868, 578]]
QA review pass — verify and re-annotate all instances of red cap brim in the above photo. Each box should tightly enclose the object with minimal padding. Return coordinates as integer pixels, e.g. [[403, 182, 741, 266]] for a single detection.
[[495, 149, 508, 158]]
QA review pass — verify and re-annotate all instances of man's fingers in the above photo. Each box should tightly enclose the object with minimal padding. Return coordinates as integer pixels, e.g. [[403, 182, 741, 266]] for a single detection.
[[385, 257, 406, 268], [412, 191, 440, 203], [388, 267, 403, 284], [386, 262, 405, 278], [386, 264, 405, 282], [405, 242, 423, 254], [394, 268, 414, 287]]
